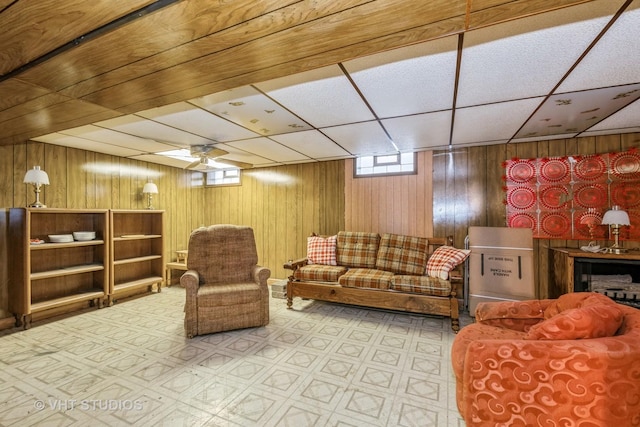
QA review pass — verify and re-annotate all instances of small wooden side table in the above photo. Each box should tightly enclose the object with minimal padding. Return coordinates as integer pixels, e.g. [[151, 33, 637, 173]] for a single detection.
[[165, 250, 189, 286]]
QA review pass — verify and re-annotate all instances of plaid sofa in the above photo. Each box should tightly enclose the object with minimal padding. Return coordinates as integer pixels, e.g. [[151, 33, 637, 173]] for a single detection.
[[284, 231, 461, 332]]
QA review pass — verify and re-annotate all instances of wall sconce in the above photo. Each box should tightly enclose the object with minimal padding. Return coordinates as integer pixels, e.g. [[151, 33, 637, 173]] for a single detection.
[[143, 182, 158, 209], [601, 205, 630, 254], [23, 166, 50, 208]]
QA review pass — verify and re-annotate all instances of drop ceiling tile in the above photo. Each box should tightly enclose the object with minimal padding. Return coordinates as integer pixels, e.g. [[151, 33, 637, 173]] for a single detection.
[[515, 84, 640, 139], [255, 65, 374, 128], [190, 86, 311, 136], [30, 133, 143, 157], [269, 130, 351, 159], [321, 122, 397, 155], [382, 111, 452, 151], [583, 97, 640, 135], [59, 125, 178, 153], [558, 0, 640, 93], [452, 98, 544, 145], [457, 1, 624, 107], [94, 114, 213, 146], [343, 35, 458, 117], [223, 137, 310, 164], [136, 102, 260, 141]]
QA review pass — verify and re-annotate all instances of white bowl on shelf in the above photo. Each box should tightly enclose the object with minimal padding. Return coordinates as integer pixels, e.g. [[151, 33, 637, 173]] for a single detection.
[[72, 231, 96, 241], [48, 234, 74, 243]]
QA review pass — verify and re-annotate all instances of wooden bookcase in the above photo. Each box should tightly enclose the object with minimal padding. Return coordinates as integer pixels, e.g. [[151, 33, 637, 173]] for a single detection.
[[7, 208, 109, 328], [109, 209, 164, 305]]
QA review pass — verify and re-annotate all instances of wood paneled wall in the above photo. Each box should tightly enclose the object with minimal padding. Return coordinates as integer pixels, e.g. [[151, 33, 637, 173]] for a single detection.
[[345, 151, 434, 237], [0, 141, 202, 319], [433, 132, 640, 299], [203, 161, 345, 280], [2, 132, 639, 321]]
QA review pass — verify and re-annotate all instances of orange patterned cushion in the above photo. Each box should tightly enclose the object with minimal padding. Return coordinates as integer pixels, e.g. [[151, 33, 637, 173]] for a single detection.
[[307, 235, 337, 265], [543, 291, 614, 319], [525, 304, 623, 340], [426, 246, 470, 280]]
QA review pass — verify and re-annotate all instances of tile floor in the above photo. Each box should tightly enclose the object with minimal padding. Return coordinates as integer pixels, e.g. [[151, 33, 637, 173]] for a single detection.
[[0, 286, 470, 426]]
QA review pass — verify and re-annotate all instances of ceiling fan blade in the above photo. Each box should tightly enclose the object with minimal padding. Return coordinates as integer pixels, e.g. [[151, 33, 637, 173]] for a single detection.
[[214, 158, 253, 169], [185, 158, 204, 169], [204, 147, 228, 158]]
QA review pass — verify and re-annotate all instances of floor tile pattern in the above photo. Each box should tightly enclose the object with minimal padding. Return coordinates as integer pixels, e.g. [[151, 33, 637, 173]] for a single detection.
[[0, 287, 469, 426]]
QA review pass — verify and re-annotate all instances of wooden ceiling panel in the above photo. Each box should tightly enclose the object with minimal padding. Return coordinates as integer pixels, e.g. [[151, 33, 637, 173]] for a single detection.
[[18, 0, 297, 94], [79, 0, 468, 112], [3, 100, 120, 144], [56, 0, 369, 100], [109, 14, 468, 115], [0, 0, 156, 76], [0, 78, 52, 111]]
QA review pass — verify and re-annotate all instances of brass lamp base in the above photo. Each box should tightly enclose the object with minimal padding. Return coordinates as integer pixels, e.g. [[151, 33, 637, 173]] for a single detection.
[[603, 246, 627, 254]]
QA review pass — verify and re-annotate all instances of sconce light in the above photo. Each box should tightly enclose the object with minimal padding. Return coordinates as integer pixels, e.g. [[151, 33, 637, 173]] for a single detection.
[[23, 166, 50, 208], [143, 182, 158, 209], [601, 205, 630, 254]]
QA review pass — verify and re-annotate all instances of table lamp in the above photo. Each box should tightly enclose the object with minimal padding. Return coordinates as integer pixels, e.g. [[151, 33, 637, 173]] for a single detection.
[[143, 182, 158, 209], [601, 205, 630, 254], [23, 166, 50, 208]]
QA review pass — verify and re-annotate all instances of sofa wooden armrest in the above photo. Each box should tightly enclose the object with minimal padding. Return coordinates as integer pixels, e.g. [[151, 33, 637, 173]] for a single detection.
[[283, 257, 308, 271]]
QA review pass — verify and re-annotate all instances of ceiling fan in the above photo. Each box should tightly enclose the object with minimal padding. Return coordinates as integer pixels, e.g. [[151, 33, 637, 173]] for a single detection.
[[186, 145, 252, 170]]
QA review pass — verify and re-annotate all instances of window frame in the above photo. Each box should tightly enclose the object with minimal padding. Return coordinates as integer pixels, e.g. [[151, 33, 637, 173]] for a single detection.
[[353, 152, 417, 178]]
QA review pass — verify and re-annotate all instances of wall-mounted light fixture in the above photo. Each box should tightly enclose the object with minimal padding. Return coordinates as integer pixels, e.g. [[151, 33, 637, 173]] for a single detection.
[[23, 166, 50, 208], [601, 205, 630, 254], [143, 182, 158, 209]]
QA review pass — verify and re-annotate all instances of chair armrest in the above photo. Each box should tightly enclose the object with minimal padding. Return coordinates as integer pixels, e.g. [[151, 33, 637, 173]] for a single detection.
[[252, 265, 271, 285], [474, 299, 552, 332], [180, 270, 200, 293], [283, 257, 308, 271], [181, 270, 200, 339]]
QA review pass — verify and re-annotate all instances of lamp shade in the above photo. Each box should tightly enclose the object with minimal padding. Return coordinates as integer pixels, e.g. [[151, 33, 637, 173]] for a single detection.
[[601, 205, 630, 226], [23, 166, 49, 185], [143, 182, 158, 194]]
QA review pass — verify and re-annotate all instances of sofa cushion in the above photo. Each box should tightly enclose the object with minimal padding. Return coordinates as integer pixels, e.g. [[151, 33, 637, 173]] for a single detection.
[[375, 233, 429, 275], [543, 291, 615, 319], [307, 235, 337, 265], [294, 264, 348, 282], [391, 275, 451, 296], [525, 304, 624, 340], [338, 268, 393, 290], [336, 231, 380, 268], [426, 246, 470, 280]]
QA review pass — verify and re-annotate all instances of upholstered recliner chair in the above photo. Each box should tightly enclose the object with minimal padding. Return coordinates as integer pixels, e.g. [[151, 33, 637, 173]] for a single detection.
[[181, 224, 270, 338], [452, 292, 640, 427]]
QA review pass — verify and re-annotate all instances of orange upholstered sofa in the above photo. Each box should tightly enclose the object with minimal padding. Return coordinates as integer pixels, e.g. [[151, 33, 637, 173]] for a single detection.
[[452, 292, 640, 427]]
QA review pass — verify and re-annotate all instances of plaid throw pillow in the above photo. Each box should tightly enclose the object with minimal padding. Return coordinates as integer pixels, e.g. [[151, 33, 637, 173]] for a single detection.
[[426, 246, 470, 280], [307, 235, 337, 265]]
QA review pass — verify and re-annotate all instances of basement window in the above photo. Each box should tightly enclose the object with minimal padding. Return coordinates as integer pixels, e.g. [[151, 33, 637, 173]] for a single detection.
[[354, 152, 417, 177], [206, 169, 241, 186]]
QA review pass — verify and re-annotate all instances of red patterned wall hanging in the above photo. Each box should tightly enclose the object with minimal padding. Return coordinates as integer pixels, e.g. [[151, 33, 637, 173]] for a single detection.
[[503, 148, 640, 240]]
